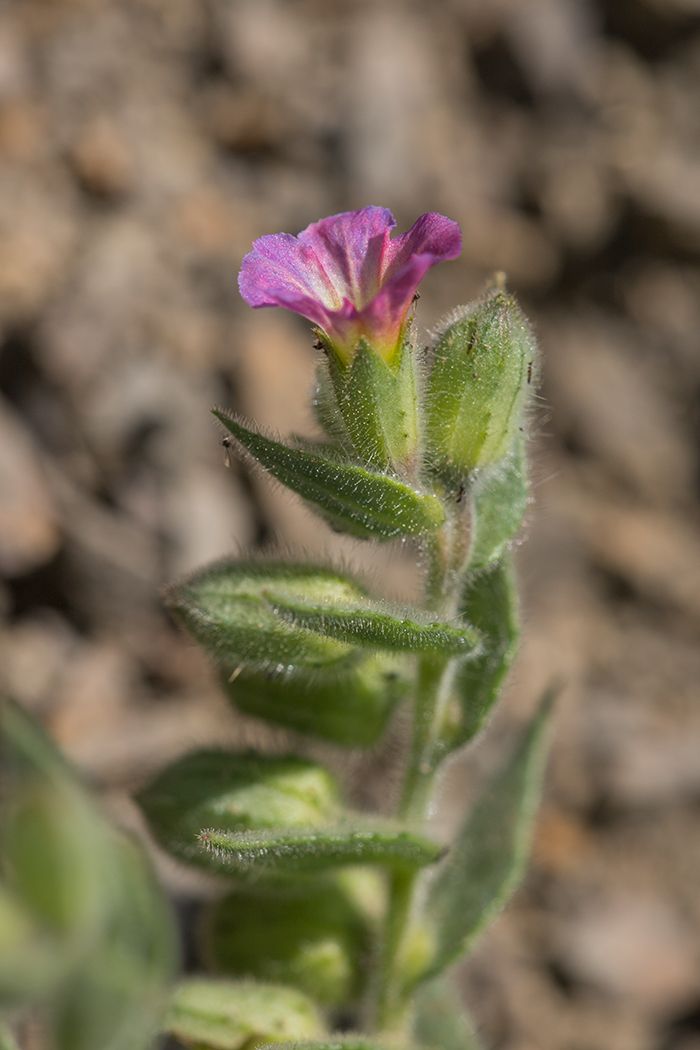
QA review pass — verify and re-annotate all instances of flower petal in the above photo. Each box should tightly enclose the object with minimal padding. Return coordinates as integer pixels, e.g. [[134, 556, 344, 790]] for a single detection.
[[238, 232, 341, 325], [382, 212, 462, 282], [297, 206, 396, 310]]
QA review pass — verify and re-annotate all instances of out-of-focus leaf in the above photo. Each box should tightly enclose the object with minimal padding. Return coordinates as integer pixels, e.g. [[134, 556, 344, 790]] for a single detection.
[[0, 880, 64, 1004], [203, 881, 369, 1006], [0, 1023, 20, 1050], [213, 411, 444, 540], [0, 701, 108, 1003], [468, 436, 528, 570], [414, 977, 483, 1050], [422, 695, 553, 978], [137, 752, 341, 869], [0, 700, 176, 1048], [197, 823, 443, 879], [165, 978, 324, 1049], [257, 1041, 403, 1050], [51, 832, 177, 1050], [449, 557, 519, 748]]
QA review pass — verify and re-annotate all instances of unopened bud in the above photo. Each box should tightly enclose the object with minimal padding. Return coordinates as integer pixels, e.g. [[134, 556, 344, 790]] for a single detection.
[[425, 287, 537, 477]]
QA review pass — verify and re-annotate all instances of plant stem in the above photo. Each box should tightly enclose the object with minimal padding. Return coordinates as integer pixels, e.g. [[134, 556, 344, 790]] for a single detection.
[[399, 655, 451, 822], [372, 866, 416, 1038], [373, 510, 469, 1040]]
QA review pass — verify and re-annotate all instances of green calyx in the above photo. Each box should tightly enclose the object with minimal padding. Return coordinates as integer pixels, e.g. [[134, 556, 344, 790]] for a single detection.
[[322, 336, 420, 474], [425, 286, 537, 479]]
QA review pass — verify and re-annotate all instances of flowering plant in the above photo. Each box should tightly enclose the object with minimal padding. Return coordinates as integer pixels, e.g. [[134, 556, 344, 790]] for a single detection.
[[0, 208, 550, 1050]]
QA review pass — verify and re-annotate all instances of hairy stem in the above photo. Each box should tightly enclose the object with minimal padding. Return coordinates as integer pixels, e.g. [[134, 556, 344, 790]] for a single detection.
[[373, 507, 470, 1039], [372, 867, 416, 1038]]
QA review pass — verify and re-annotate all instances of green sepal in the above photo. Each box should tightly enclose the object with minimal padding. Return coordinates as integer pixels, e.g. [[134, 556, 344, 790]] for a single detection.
[[213, 410, 443, 540], [224, 657, 406, 748], [425, 288, 536, 477], [137, 752, 341, 870], [447, 557, 520, 749], [197, 822, 443, 879], [421, 694, 553, 979], [165, 979, 324, 1050], [202, 880, 369, 1006], [269, 597, 480, 657], [414, 978, 483, 1050], [468, 435, 528, 570], [326, 336, 420, 471]]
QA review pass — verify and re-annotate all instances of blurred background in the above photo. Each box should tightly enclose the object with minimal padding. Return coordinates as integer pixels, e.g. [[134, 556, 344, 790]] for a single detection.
[[1, 0, 700, 1047]]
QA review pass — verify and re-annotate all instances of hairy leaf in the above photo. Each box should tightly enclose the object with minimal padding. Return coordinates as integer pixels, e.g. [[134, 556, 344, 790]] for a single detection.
[[449, 558, 520, 748], [270, 598, 480, 656], [137, 752, 341, 869], [167, 560, 362, 671], [468, 436, 528, 569], [165, 979, 324, 1050], [422, 695, 553, 978], [224, 657, 406, 748], [214, 410, 444, 540], [197, 823, 443, 879]]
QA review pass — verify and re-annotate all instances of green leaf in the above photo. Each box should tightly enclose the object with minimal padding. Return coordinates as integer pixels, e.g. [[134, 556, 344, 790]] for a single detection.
[[0, 701, 108, 1000], [0, 879, 65, 1005], [137, 752, 341, 869], [414, 978, 484, 1050], [270, 597, 480, 656], [167, 560, 361, 671], [51, 831, 177, 1050], [0, 1023, 20, 1050], [468, 436, 528, 570], [422, 694, 553, 978], [197, 822, 443, 879], [257, 1041, 401, 1050], [224, 657, 406, 748], [202, 881, 369, 1006], [213, 410, 444, 540], [165, 979, 324, 1049], [449, 558, 519, 748], [0, 701, 176, 1044]]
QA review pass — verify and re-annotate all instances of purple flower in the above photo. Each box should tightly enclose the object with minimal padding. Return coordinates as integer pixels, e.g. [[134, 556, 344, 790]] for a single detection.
[[238, 207, 462, 364]]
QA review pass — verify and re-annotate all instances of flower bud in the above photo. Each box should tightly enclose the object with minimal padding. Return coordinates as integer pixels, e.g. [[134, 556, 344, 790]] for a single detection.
[[425, 286, 537, 477]]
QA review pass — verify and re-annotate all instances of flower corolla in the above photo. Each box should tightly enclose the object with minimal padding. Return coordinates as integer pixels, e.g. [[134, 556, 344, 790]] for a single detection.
[[238, 207, 461, 364]]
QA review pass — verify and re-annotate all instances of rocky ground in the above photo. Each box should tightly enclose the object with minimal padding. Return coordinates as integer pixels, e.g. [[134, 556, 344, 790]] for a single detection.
[[2, 1, 700, 1048]]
